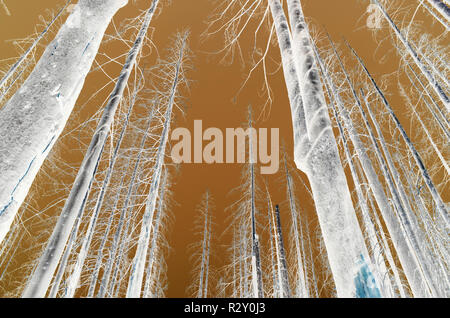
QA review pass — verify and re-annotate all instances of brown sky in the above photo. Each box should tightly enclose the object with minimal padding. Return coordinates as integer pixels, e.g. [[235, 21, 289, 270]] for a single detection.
[[0, 0, 448, 298]]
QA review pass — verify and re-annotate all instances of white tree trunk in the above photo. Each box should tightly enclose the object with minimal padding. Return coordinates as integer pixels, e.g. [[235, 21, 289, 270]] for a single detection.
[[405, 65, 450, 139], [48, 225, 77, 298], [428, 0, 450, 19], [318, 54, 393, 297], [304, 217, 319, 297], [203, 229, 211, 298], [126, 32, 187, 297], [269, 0, 380, 297], [351, 45, 449, 229], [0, 0, 127, 247], [328, 39, 439, 297], [266, 197, 279, 297], [22, 0, 158, 298], [95, 111, 153, 297], [362, 93, 446, 297], [422, 0, 450, 29], [0, 0, 73, 98], [63, 88, 137, 298], [143, 168, 169, 298], [284, 161, 308, 297], [355, 86, 440, 297], [197, 191, 210, 298], [374, 0, 450, 112], [86, 166, 128, 297], [274, 204, 291, 298], [398, 84, 449, 175], [248, 110, 264, 298]]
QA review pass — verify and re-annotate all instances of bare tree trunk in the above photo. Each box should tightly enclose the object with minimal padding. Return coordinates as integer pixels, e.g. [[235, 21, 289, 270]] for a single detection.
[[241, 226, 249, 297], [304, 217, 319, 298], [86, 165, 127, 297], [317, 51, 393, 297], [63, 80, 140, 298], [428, 0, 450, 19], [203, 228, 211, 298], [232, 229, 237, 298], [143, 168, 169, 298], [398, 84, 449, 175], [197, 193, 209, 298], [268, 0, 309, 165], [48, 224, 77, 298], [22, 0, 158, 297], [405, 65, 450, 139], [248, 110, 264, 298], [349, 44, 449, 229], [274, 204, 291, 298], [327, 37, 437, 298], [398, 158, 450, 292], [354, 83, 442, 297], [421, 0, 450, 29], [126, 31, 188, 297], [284, 160, 308, 298], [93, 111, 153, 298], [374, 0, 449, 111], [357, 161, 408, 298], [0, 0, 73, 98], [0, 0, 127, 247], [269, 0, 379, 297], [266, 196, 279, 297]]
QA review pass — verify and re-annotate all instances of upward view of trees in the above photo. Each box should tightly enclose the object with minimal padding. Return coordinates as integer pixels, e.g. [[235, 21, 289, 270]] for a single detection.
[[0, 0, 448, 298]]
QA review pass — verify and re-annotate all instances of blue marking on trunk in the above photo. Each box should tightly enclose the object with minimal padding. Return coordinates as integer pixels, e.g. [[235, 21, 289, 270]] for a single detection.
[[354, 254, 381, 298], [82, 36, 94, 56], [0, 156, 36, 217], [42, 135, 56, 154], [0, 133, 57, 217]]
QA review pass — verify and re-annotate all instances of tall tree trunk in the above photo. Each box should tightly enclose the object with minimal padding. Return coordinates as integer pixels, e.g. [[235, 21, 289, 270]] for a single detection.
[[362, 93, 446, 297], [266, 196, 279, 297], [349, 43, 449, 228], [93, 111, 153, 297], [269, 0, 379, 297], [248, 109, 264, 298], [22, 0, 159, 297], [143, 168, 169, 298], [317, 50, 393, 297], [398, 158, 450, 290], [0, 0, 73, 99], [203, 229, 211, 298], [304, 217, 319, 298], [284, 160, 308, 298], [63, 80, 140, 298], [373, 0, 449, 111], [428, 0, 450, 19], [405, 65, 450, 138], [196, 191, 211, 298], [354, 84, 440, 297], [327, 37, 437, 298], [357, 161, 408, 298], [126, 31, 188, 298], [398, 84, 449, 175], [86, 168, 126, 297], [48, 223, 77, 298], [0, 0, 127, 247], [421, 0, 450, 29], [274, 204, 291, 298]]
